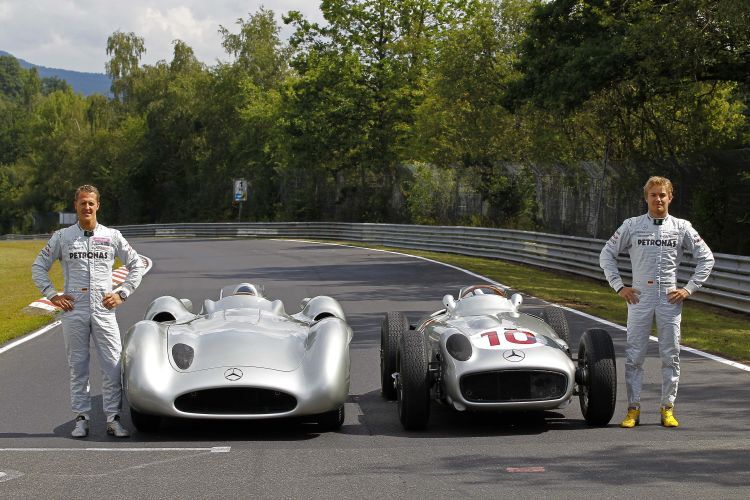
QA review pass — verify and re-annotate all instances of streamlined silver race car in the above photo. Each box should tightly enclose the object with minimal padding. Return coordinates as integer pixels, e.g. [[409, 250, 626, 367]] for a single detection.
[[122, 283, 352, 432], [381, 284, 617, 430]]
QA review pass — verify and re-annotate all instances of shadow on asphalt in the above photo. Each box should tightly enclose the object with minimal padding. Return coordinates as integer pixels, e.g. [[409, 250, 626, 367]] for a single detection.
[[353, 389, 602, 438], [49, 412, 332, 444]]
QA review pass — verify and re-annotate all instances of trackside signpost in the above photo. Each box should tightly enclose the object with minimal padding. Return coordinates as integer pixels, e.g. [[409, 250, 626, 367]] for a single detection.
[[233, 178, 248, 222]]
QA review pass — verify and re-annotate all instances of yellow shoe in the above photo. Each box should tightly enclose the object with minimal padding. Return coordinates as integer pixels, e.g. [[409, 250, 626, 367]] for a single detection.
[[620, 407, 640, 428], [661, 405, 679, 428]]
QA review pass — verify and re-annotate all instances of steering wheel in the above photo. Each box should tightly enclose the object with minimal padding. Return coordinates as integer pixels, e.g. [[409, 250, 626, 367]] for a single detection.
[[459, 284, 506, 299]]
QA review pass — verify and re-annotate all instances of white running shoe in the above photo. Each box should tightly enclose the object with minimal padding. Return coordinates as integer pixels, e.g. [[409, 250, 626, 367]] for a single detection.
[[106, 415, 130, 438], [71, 415, 89, 438]]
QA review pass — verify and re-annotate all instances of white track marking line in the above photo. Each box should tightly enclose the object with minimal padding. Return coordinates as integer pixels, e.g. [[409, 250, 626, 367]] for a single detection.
[[506, 466, 545, 473], [277, 239, 750, 373], [0, 469, 24, 483], [0, 321, 61, 355], [2, 255, 154, 356], [556, 306, 750, 372], [0, 446, 230, 452]]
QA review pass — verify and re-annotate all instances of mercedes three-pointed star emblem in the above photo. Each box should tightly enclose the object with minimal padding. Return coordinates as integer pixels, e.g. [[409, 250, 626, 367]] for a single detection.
[[224, 367, 243, 381], [503, 349, 525, 362]]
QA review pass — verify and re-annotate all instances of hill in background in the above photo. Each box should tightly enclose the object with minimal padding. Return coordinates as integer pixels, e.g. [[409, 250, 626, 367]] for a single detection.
[[0, 50, 111, 96]]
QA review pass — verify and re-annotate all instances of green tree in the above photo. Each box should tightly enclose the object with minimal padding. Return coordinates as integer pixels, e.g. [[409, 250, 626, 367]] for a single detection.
[[121, 41, 207, 222], [220, 9, 292, 90], [0, 163, 35, 233], [23, 89, 90, 212], [106, 31, 146, 103], [210, 9, 292, 221], [410, 0, 539, 226], [41, 76, 71, 95], [0, 56, 25, 99], [277, 50, 369, 219], [511, 0, 750, 111], [284, 0, 469, 220]]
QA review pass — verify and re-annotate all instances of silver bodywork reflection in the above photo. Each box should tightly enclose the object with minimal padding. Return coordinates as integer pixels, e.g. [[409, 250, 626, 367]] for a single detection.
[[422, 290, 575, 411], [122, 283, 351, 420]]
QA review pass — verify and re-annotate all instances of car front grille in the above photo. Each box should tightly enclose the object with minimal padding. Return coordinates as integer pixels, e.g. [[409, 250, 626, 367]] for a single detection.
[[460, 370, 568, 402], [174, 388, 297, 414]]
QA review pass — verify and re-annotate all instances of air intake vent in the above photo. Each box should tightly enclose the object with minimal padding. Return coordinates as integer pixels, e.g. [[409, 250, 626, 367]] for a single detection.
[[174, 388, 297, 414], [460, 370, 567, 402]]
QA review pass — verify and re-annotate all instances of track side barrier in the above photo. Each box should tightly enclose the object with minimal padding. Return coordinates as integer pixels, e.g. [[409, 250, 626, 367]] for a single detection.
[[5, 223, 747, 313]]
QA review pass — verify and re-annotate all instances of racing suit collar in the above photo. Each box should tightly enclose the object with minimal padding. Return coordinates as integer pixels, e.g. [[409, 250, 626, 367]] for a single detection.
[[77, 222, 99, 236], [647, 213, 670, 226]]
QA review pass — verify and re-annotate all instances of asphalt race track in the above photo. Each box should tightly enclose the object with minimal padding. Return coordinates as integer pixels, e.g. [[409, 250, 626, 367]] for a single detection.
[[1, 238, 749, 498]]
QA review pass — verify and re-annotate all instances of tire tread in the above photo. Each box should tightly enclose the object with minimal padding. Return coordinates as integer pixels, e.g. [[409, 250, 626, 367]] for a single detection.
[[542, 307, 570, 344], [381, 312, 408, 400], [398, 330, 430, 430], [579, 328, 617, 426]]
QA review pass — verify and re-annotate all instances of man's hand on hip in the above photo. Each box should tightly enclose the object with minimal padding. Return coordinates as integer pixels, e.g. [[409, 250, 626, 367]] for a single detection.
[[668, 288, 690, 304], [51, 294, 75, 311], [102, 293, 123, 310], [618, 287, 641, 304]]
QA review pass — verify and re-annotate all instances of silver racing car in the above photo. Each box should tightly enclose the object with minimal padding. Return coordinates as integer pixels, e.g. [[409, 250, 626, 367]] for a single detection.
[[123, 283, 352, 432], [380, 284, 617, 430]]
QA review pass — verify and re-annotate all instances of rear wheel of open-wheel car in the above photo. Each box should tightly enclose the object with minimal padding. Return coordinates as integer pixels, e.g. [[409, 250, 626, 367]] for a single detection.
[[316, 405, 345, 432], [130, 407, 161, 433], [577, 328, 617, 426], [397, 330, 430, 430], [381, 312, 408, 400], [542, 306, 570, 345]]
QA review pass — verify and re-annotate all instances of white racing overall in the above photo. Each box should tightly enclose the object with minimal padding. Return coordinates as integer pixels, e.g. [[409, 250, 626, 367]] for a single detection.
[[32, 223, 143, 420], [600, 214, 714, 407]]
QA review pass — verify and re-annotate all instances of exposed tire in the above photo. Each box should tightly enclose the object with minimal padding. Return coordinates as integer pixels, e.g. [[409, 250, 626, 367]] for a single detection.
[[381, 312, 408, 400], [130, 407, 161, 433], [397, 330, 430, 430], [578, 328, 617, 426], [317, 405, 345, 432], [542, 306, 570, 345]]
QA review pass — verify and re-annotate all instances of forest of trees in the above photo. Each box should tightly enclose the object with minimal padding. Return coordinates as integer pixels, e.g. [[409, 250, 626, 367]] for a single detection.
[[0, 1, 748, 253]]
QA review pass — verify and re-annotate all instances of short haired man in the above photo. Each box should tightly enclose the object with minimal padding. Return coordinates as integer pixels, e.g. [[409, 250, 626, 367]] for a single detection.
[[600, 176, 714, 428], [32, 185, 144, 438]]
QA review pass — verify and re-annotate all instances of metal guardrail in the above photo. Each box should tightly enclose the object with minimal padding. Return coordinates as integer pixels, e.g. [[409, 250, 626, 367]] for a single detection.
[[103, 222, 749, 314], [5, 223, 748, 314]]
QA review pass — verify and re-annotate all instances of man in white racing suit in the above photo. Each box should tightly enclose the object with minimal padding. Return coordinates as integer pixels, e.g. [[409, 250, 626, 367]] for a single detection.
[[600, 176, 713, 428], [32, 185, 144, 438]]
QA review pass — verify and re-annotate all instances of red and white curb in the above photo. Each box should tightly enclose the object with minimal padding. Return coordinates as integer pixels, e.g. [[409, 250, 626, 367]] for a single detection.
[[0, 255, 153, 356], [26, 255, 153, 313]]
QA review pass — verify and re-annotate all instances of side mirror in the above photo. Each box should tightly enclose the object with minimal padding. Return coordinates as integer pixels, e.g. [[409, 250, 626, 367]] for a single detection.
[[443, 294, 456, 313], [300, 297, 311, 309], [179, 298, 193, 312], [510, 293, 523, 309]]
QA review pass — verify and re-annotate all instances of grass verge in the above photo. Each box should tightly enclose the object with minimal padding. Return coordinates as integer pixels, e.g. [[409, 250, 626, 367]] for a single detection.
[[325, 241, 750, 365], [0, 240, 62, 345]]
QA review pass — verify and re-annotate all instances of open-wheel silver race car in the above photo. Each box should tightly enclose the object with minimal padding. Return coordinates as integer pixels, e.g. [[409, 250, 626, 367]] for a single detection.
[[380, 284, 617, 430], [122, 283, 352, 432]]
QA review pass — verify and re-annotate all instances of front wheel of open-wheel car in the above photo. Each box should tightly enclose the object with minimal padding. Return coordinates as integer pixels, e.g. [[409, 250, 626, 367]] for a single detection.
[[316, 405, 345, 432], [397, 330, 430, 430], [130, 407, 161, 433], [542, 306, 570, 345], [577, 328, 617, 426], [381, 312, 408, 401]]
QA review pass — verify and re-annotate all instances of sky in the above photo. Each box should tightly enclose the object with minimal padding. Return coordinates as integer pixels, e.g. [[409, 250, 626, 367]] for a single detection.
[[0, 1, 325, 73]]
